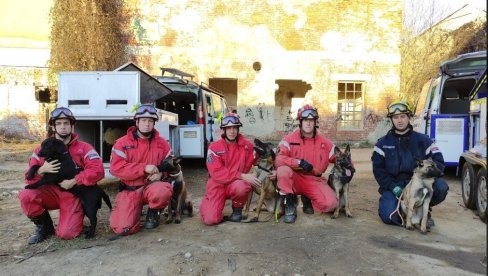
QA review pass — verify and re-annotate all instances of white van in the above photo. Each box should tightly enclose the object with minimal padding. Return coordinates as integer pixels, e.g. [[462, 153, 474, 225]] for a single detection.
[[412, 51, 486, 167], [155, 68, 229, 157]]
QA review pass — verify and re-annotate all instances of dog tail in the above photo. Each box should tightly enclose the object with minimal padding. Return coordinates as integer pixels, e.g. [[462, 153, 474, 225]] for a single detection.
[[101, 190, 113, 210]]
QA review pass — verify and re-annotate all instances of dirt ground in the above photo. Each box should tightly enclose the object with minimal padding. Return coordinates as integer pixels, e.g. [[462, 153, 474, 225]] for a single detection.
[[0, 142, 486, 276]]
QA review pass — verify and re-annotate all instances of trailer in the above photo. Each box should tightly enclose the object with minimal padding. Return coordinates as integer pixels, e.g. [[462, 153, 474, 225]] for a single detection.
[[57, 64, 206, 177], [458, 69, 486, 222]]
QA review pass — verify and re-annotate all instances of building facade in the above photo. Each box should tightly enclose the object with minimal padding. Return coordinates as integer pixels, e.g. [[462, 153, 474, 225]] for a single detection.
[[127, 0, 402, 142]]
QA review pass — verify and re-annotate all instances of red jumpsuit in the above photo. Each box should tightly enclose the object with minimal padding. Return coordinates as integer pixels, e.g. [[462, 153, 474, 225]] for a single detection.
[[109, 126, 173, 235], [200, 134, 256, 225], [275, 130, 339, 213], [18, 133, 104, 240]]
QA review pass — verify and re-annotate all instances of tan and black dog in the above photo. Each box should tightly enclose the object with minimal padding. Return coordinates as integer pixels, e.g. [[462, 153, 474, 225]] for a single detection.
[[243, 138, 282, 222], [328, 145, 355, 219], [159, 156, 193, 224], [400, 158, 443, 234]]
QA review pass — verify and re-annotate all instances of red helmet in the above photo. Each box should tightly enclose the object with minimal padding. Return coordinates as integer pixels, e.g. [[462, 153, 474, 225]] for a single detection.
[[220, 112, 242, 128], [49, 107, 76, 126], [133, 104, 159, 121], [297, 104, 319, 120]]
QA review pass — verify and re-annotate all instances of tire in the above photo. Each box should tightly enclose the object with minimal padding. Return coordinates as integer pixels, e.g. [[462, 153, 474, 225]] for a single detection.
[[476, 168, 487, 223], [461, 162, 477, 209]]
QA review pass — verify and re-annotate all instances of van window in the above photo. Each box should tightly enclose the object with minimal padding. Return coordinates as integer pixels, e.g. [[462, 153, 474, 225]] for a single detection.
[[414, 81, 432, 117], [212, 94, 223, 118], [439, 78, 474, 114]]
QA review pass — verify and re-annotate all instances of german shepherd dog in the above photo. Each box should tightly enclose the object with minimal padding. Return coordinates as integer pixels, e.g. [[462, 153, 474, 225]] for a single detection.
[[400, 158, 443, 234], [243, 139, 283, 222], [25, 137, 112, 238], [159, 156, 193, 224], [328, 145, 355, 219]]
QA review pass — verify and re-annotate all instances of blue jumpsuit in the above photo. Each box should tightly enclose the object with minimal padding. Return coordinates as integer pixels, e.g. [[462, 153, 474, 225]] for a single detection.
[[371, 126, 449, 225]]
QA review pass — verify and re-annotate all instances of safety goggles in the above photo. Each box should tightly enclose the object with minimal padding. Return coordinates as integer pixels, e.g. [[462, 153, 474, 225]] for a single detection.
[[387, 103, 410, 115], [300, 108, 318, 119], [135, 104, 158, 115], [221, 114, 241, 127], [50, 107, 74, 118]]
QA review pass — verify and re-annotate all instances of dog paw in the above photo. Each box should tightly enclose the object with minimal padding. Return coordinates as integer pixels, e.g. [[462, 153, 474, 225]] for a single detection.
[[406, 226, 414, 231], [174, 219, 181, 224], [84, 232, 95, 239], [331, 215, 338, 219]]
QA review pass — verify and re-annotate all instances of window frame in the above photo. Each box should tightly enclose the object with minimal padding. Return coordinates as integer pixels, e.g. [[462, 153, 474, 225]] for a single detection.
[[336, 81, 365, 130]]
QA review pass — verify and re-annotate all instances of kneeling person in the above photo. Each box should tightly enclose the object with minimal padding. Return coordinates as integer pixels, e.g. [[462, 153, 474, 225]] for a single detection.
[[109, 104, 173, 235]]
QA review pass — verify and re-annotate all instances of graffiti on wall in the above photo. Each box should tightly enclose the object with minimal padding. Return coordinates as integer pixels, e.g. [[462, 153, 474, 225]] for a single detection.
[[244, 103, 271, 125]]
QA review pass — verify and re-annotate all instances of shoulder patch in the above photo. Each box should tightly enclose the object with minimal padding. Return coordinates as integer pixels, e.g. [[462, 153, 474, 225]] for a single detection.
[[216, 151, 225, 155], [207, 154, 214, 164], [123, 145, 135, 150], [382, 145, 395, 149]]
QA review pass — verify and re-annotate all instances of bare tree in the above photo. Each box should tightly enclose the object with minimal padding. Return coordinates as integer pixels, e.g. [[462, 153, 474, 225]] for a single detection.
[[400, 2, 486, 108], [48, 0, 129, 99]]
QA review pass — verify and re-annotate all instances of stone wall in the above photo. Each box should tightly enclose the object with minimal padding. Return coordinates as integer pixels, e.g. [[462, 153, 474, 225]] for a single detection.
[[0, 66, 50, 140], [127, 0, 402, 143]]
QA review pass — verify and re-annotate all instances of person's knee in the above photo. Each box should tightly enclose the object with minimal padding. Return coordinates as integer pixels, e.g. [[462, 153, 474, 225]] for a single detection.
[[378, 208, 395, 224], [314, 197, 338, 212], [431, 178, 449, 206], [200, 213, 221, 226], [56, 227, 81, 240], [276, 166, 292, 178]]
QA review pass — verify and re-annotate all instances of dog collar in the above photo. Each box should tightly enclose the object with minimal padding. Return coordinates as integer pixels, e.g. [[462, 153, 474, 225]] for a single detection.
[[169, 171, 182, 178], [257, 164, 271, 173]]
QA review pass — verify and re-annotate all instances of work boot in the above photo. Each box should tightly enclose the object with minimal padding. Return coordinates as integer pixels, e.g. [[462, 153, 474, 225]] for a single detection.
[[284, 194, 297, 223], [144, 208, 161, 229], [301, 195, 314, 214], [229, 207, 243, 222], [27, 210, 55, 245], [427, 208, 435, 229]]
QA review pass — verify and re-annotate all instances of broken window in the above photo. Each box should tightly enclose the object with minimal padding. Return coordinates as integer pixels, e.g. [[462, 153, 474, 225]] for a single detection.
[[337, 81, 364, 130]]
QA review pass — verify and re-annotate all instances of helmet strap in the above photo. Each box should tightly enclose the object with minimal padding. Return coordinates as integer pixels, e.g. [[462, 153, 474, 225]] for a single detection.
[[137, 129, 153, 138]]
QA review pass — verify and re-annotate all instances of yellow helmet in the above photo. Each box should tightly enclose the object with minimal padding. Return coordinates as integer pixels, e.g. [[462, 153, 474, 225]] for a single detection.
[[387, 101, 412, 117]]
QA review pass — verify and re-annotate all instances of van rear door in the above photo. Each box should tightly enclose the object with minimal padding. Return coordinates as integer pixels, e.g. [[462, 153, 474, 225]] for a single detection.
[[431, 114, 469, 166]]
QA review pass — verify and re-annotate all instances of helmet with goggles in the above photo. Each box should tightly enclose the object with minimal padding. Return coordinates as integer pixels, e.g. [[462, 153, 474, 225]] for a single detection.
[[49, 107, 76, 126], [133, 104, 159, 121], [297, 104, 319, 120], [220, 112, 242, 128], [387, 101, 412, 117]]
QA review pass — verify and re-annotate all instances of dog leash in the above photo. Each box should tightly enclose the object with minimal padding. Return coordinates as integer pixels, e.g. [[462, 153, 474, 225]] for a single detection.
[[389, 190, 405, 226]]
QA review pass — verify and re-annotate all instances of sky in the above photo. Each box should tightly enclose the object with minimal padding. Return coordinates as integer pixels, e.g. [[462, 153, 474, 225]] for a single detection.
[[404, 0, 487, 33]]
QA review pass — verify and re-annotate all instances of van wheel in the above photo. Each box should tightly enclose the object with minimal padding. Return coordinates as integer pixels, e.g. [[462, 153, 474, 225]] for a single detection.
[[461, 162, 477, 209], [476, 168, 487, 223]]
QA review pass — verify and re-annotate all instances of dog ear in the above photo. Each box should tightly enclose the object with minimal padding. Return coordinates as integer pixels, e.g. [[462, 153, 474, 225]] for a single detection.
[[174, 156, 182, 165], [416, 158, 424, 167], [334, 146, 341, 155], [345, 144, 350, 154], [254, 146, 265, 156]]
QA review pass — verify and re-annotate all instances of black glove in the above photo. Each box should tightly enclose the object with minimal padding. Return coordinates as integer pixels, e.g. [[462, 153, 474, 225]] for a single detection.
[[299, 159, 313, 172]]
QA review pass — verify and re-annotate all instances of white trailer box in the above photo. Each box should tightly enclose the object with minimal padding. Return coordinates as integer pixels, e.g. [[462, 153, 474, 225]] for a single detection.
[[58, 72, 140, 119], [58, 71, 177, 177]]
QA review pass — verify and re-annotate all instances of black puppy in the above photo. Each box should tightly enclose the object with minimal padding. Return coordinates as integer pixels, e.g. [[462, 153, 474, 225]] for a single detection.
[[25, 137, 112, 238]]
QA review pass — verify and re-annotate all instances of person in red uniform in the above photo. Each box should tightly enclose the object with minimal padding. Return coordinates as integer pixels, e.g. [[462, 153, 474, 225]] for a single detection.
[[18, 107, 104, 244], [275, 104, 339, 223], [109, 104, 173, 235], [200, 112, 262, 225]]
